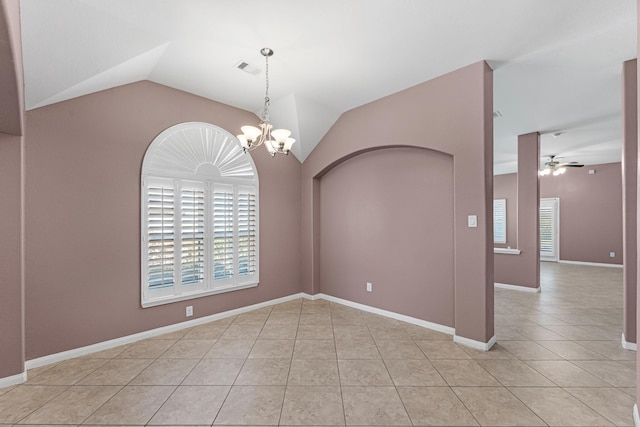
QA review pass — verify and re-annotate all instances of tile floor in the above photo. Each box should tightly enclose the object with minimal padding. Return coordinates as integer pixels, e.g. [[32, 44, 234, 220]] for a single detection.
[[0, 262, 635, 426]]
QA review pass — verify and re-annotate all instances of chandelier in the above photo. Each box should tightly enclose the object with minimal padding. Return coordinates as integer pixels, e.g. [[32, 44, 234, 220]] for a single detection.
[[237, 48, 295, 157]]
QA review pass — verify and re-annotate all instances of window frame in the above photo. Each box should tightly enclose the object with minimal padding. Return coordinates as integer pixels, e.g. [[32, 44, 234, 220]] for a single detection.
[[141, 122, 259, 308]]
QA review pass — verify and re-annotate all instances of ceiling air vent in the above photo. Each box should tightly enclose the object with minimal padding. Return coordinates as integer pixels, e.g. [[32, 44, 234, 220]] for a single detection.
[[493, 110, 502, 118], [234, 60, 261, 76]]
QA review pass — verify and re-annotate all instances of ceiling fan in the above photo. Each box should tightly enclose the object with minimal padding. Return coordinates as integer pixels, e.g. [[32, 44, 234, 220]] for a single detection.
[[539, 155, 584, 176]]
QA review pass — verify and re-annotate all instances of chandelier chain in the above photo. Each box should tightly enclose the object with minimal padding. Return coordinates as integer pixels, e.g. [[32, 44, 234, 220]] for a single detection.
[[262, 54, 270, 123]]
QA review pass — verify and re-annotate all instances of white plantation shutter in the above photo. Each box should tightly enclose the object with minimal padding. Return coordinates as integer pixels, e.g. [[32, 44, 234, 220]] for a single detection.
[[540, 199, 556, 260], [238, 188, 257, 277], [493, 199, 506, 244], [146, 181, 175, 290], [141, 123, 259, 307], [181, 183, 205, 286], [213, 185, 235, 281]]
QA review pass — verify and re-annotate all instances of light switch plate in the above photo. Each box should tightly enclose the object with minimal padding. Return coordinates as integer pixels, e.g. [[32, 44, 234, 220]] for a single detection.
[[468, 215, 477, 228]]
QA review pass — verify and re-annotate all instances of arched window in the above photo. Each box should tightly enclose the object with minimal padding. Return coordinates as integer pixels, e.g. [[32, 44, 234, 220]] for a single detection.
[[141, 122, 259, 307]]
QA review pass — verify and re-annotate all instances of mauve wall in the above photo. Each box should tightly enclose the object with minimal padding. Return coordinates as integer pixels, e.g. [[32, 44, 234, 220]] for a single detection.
[[320, 147, 455, 327], [0, 0, 24, 380], [495, 163, 622, 265], [0, 133, 23, 378], [24, 81, 302, 359], [493, 173, 517, 248], [302, 61, 494, 343]]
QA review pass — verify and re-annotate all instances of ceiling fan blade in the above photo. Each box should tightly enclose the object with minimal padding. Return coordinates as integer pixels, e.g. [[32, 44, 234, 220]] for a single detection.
[[564, 164, 584, 167]]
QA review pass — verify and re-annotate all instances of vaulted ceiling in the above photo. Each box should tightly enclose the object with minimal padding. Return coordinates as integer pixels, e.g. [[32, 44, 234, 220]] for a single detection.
[[19, 0, 636, 173]]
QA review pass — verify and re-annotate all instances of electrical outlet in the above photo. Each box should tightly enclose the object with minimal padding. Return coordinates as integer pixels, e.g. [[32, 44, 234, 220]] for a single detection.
[[186, 306, 193, 317], [366, 282, 372, 292], [610, 252, 616, 258]]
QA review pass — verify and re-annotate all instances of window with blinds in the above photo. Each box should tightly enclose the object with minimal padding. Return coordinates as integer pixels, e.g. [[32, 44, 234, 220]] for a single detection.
[[141, 122, 259, 308], [493, 199, 506, 244]]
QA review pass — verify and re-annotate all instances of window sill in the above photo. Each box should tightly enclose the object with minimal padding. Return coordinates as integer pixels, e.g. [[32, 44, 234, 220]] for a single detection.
[[494, 248, 521, 255], [142, 281, 259, 308]]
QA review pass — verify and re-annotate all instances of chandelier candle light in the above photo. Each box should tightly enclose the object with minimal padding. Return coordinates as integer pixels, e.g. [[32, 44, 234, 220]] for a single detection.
[[238, 48, 296, 157]]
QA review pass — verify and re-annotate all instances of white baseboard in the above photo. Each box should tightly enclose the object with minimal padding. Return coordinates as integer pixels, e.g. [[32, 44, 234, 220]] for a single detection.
[[622, 333, 638, 351], [0, 371, 27, 389], [494, 283, 541, 293], [558, 260, 623, 268], [634, 403, 639, 427], [25, 293, 305, 370], [454, 334, 497, 351], [304, 293, 455, 336]]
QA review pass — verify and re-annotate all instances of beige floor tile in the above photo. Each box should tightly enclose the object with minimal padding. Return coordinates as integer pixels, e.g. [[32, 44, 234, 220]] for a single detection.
[[573, 360, 637, 387], [453, 386, 546, 426], [301, 303, 331, 315], [376, 339, 425, 360], [265, 312, 300, 325], [287, 359, 340, 386], [565, 387, 635, 426], [204, 339, 255, 358], [299, 312, 332, 325], [575, 340, 636, 360], [341, 386, 411, 426], [517, 325, 568, 341], [78, 358, 153, 385], [214, 385, 285, 425], [478, 359, 555, 386], [332, 324, 371, 340], [280, 386, 344, 426], [431, 360, 500, 386], [220, 324, 263, 340], [248, 339, 294, 358], [182, 358, 244, 385], [19, 385, 120, 424], [117, 339, 177, 358], [25, 363, 58, 380], [293, 340, 336, 359], [510, 387, 614, 426], [499, 340, 563, 360], [25, 358, 106, 385], [160, 339, 215, 358], [543, 325, 605, 340], [403, 324, 452, 340], [463, 343, 515, 360], [338, 359, 393, 386], [362, 313, 400, 327], [495, 325, 530, 340], [148, 385, 230, 425], [384, 358, 447, 386], [182, 323, 227, 340], [335, 339, 381, 360], [620, 387, 636, 398], [296, 324, 334, 339], [527, 360, 612, 387], [398, 386, 479, 426], [130, 358, 199, 385], [0, 385, 67, 423], [233, 311, 270, 325], [578, 325, 622, 340], [536, 340, 607, 360], [234, 358, 290, 385], [270, 300, 302, 314], [83, 385, 175, 425], [331, 311, 366, 325], [416, 340, 472, 360], [259, 322, 298, 339], [368, 325, 410, 340]]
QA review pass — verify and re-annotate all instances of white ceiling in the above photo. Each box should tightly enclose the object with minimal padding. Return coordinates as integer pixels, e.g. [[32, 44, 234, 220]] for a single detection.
[[19, 0, 637, 172]]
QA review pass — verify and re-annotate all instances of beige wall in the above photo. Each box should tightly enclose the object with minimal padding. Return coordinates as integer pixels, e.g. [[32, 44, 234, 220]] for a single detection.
[[319, 147, 455, 327], [24, 81, 302, 359]]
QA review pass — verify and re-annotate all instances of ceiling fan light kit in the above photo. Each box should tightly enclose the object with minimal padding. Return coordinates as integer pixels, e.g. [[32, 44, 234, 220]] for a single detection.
[[539, 155, 584, 177], [237, 48, 296, 157]]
